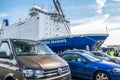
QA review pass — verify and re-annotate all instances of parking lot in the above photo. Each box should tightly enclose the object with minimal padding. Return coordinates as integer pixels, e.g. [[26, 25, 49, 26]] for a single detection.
[[72, 77, 88, 80]]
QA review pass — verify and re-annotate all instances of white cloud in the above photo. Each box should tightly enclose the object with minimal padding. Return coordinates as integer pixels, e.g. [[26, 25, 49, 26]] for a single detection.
[[0, 13, 8, 18], [113, 0, 120, 1], [7, 7, 29, 24], [70, 14, 120, 45], [71, 14, 109, 34], [96, 0, 107, 14]]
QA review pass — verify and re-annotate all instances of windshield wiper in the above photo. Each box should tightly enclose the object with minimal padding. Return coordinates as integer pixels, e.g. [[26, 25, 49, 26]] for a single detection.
[[17, 53, 38, 56]]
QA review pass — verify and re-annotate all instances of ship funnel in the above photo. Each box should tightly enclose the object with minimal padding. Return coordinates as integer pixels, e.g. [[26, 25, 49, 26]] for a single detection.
[[2, 19, 9, 27]]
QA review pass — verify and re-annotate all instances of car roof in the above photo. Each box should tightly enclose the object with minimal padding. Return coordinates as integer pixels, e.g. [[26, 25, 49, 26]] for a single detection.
[[0, 38, 36, 41], [90, 51, 105, 54], [63, 49, 90, 55], [63, 49, 89, 53]]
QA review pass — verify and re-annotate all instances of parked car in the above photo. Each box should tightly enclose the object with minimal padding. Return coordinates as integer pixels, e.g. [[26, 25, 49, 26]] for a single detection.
[[90, 51, 120, 64], [62, 49, 110, 61], [61, 50, 120, 80], [0, 39, 71, 80]]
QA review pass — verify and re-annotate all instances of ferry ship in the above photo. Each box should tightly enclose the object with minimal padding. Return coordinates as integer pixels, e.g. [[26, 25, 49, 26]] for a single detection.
[[0, 0, 108, 53]]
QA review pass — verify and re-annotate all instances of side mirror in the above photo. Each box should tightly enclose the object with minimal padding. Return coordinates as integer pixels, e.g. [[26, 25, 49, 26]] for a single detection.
[[0, 51, 11, 58]]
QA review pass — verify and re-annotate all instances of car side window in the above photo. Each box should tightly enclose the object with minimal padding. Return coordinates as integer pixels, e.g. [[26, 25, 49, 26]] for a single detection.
[[70, 54, 79, 62], [0, 42, 11, 57], [76, 55, 87, 63], [62, 53, 77, 62], [92, 52, 97, 56], [95, 52, 101, 56], [101, 54, 105, 57], [98, 53, 103, 56], [103, 54, 107, 57], [62, 53, 73, 61], [62, 53, 83, 62], [77, 56, 83, 62]]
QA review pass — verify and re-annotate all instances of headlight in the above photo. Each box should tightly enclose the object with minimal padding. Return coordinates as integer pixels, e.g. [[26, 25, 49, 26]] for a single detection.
[[22, 69, 33, 77], [34, 70, 45, 78], [22, 69, 45, 78], [112, 68, 120, 72]]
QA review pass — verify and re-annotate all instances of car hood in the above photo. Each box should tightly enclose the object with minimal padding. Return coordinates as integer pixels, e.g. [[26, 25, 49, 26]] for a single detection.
[[16, 54, 68, 69], [110, 56, 120, 60], [97, 56, 109, 61], [90, 61, 120, 69], [109, 56, 120, 63]]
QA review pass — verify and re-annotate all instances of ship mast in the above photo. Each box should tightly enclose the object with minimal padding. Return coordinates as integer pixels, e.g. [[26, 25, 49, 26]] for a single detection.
[[53, 0, 71, 36]]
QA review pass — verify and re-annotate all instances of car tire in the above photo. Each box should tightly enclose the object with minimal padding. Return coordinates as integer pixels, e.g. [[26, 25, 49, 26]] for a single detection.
[[6, 77, 15, 80], [93, 71, 111, 80]]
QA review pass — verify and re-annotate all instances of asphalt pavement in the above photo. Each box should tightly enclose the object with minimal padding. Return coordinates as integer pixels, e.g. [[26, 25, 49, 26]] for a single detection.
[[72, 77, 88, 80]]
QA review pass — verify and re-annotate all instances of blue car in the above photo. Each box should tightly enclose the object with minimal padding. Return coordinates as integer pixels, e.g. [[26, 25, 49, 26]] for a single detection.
[[61, 50, 120, 80]]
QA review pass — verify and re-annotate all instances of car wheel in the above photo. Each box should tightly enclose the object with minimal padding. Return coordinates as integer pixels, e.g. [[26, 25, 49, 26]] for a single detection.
[[6, 77, 15, 80], [94, 71, 111, 80]]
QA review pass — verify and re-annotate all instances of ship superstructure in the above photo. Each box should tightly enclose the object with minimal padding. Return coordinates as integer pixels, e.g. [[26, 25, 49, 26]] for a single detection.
[[1, 2, 70, 40], [0, 0, 108, 52]]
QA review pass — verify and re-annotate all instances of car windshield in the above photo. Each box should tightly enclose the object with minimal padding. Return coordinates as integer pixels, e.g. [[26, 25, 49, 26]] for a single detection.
[[100, 52, 110, 57], [81, 53, 100, 62], [92, 51, 109, 57], [12, 39, 54, 55]]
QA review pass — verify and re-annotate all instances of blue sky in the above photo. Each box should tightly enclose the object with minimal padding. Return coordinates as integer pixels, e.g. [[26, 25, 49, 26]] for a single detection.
[[0, 0, 120, 46]]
